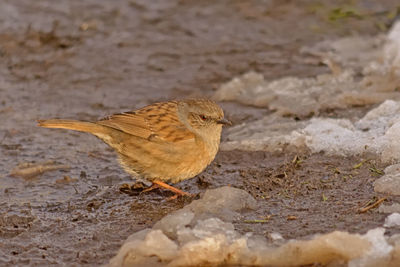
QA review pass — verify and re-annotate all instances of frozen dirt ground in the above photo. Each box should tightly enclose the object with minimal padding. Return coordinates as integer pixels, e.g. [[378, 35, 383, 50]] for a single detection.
[[1, 0, 400, 266]]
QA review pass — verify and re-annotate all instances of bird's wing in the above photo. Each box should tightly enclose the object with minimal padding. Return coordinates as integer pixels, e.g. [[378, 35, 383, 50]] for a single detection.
[[96, 101, 195, 143]]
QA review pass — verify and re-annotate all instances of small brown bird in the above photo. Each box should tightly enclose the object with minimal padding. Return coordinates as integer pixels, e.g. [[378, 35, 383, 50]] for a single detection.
[[38, 99, 231, 197]]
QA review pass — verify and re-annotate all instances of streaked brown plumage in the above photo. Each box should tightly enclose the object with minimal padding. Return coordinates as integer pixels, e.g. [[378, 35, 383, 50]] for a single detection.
[[38, 99, 231, 196]]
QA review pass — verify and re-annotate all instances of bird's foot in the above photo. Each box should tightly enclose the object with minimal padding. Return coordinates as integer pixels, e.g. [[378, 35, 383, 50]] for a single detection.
[[141, 183, 161, 193], [120, 180, 191, 199], [152, 180, 191, 200]]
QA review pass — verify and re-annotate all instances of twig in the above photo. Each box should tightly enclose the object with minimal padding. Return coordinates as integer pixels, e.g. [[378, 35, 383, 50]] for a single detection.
[[10, 161, 70, 178], [358, 197, 387, 213]]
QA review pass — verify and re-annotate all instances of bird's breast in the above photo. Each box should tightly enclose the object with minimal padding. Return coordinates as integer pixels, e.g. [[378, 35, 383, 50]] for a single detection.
[[167, 137, 219, 183]]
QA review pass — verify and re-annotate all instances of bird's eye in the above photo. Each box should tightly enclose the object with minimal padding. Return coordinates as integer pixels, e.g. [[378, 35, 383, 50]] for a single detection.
[[200, 115, 207, 121]]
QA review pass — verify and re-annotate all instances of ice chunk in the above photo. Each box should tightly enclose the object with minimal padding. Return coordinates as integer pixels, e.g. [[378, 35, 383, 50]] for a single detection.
[[109, 229, 178, 267], [381, 122, 400, 163], [172, 235, 248, 266], [301, 118, 370, 156], [213, 71, 265, 103], [374, 164, 400, 195], [171, 218, 246, 266], [214, 68, 400, 117], [152, 210, 194, 240], [384, 213, 400, 228], [110, 187, 400, 267], [176, 218, 238, 246], [111, 226, 377, 266], [356, 100, 400, 131], [172, 227, 372, 266], [214, 70, 365, 117], [268, 231, 369, 266], [221, 115, 307, 152], [349, 228, 393, 267], [153, 186, 257, 240], [222, 100, 400, 163]]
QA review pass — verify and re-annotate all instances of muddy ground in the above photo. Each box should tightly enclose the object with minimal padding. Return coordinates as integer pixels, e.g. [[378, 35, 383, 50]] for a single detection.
[[1, 0, 400, 266]]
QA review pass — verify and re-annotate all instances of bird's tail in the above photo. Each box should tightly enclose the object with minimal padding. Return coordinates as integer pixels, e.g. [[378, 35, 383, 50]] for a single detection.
[[37, 119, 105, 135]]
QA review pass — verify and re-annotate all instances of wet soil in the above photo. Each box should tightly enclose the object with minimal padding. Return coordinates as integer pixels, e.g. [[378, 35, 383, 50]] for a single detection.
[[1, 0, 400, 266]]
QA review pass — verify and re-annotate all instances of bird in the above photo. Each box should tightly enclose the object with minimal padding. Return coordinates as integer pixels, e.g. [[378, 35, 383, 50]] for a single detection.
[[38, 99, 231, 198]]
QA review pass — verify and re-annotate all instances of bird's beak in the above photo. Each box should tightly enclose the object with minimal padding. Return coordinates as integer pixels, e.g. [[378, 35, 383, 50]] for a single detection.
[[217, 118, 232, 126]]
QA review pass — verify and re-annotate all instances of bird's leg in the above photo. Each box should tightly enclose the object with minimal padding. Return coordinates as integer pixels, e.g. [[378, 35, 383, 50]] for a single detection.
[[152, 180, 191, 198]]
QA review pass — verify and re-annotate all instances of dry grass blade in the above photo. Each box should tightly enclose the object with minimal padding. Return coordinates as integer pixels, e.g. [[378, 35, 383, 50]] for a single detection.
[[243, 219, 269, 223], [244, 215, 272, 223]]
